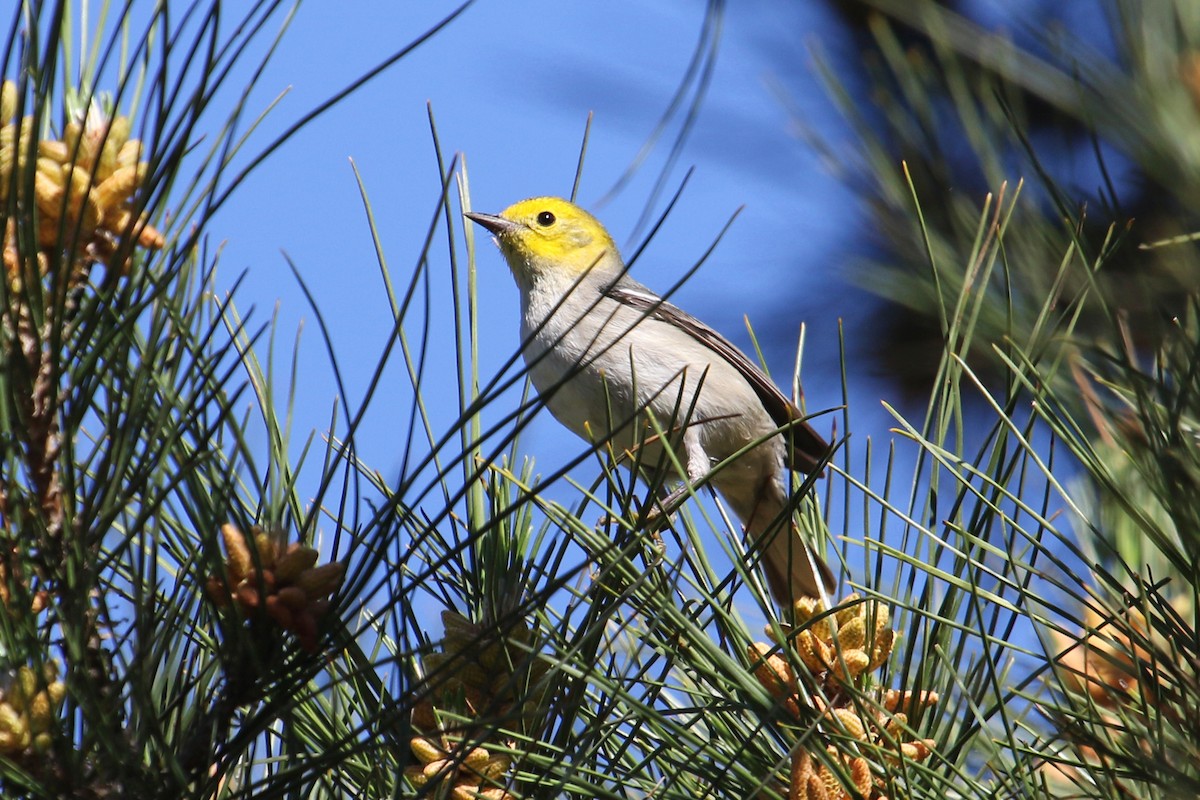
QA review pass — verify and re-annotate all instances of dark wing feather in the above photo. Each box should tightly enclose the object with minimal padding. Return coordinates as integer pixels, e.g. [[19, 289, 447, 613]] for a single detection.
[[606, 282, 829, 473]]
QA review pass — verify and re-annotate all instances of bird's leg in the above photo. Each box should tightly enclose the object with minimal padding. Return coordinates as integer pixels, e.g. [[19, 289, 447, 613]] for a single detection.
[[637, 426, 711, 531], [634, 482, 674, 535]]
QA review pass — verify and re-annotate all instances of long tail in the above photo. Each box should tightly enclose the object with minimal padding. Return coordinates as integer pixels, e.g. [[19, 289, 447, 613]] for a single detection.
[[738, 478, 835, 606]]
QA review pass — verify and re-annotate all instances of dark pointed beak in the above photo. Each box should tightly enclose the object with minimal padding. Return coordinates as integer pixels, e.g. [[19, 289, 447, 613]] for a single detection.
[[464, 211, 516, 236]]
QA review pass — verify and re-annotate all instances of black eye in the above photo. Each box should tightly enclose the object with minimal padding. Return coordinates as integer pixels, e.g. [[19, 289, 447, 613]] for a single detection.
[[536, 210, 556, 226]]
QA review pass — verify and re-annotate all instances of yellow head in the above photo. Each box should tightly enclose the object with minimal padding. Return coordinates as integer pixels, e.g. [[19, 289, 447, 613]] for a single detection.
[[465, 197, 621, 281]]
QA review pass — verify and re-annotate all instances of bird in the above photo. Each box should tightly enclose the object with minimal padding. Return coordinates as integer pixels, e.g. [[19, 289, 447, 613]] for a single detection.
[[465, 196, 834, 605]]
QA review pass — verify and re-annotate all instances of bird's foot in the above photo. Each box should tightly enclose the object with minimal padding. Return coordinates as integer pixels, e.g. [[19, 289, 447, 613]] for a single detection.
[[635, 484, 692, 534]]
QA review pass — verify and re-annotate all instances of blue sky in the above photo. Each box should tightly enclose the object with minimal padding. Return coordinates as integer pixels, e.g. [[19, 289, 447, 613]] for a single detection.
[[182, 0, 975, 603], [209, 1, 894, 471], [28, 0, 1107, 699]]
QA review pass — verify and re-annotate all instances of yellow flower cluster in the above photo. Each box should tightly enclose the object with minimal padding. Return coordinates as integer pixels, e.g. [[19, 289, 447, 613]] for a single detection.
[[0, 79, 163, 281], [790, 593, 895, 683], [783, 688, 939, 800], [749, 595, 937, 800], [415, 611, 549, 728], [0, 662, 65, 756], [1041, 598, 1191, 789], [205, 523, 343, 653], [1052, 604, 1156, 707], [406, 734, 513, 800], [407, 611, 550, 800], [0, 561, 46, 617], [1182, 53, 1200, 114]]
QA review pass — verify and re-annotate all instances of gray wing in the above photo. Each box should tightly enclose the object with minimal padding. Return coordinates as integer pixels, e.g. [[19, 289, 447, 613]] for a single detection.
[[606, 280, 829, 474]]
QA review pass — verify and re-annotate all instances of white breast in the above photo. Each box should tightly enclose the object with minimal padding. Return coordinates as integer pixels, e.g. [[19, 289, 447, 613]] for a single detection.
[[518, 273, 785, 491]]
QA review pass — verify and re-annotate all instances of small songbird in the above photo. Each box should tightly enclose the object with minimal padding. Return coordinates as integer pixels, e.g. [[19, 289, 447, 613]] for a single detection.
[[466, 197, 834, 604]]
